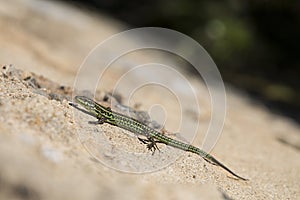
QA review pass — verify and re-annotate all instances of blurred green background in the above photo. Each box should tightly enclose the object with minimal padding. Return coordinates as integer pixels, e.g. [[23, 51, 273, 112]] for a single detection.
[[57, 0, 300, 123]]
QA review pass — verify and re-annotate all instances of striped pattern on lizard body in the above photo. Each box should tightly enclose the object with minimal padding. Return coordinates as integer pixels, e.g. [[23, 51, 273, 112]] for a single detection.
[[73, 95, 247, 181]]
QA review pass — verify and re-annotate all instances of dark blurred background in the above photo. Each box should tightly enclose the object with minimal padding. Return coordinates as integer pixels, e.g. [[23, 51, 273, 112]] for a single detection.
[[56, 0, 300, 123]]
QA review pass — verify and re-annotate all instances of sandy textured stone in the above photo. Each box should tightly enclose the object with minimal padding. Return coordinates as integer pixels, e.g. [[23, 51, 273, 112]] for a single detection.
[[0, 0, 300, 199]]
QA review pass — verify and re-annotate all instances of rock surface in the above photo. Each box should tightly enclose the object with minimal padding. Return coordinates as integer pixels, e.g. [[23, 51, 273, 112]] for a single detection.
[[0, 0, 300, 199]]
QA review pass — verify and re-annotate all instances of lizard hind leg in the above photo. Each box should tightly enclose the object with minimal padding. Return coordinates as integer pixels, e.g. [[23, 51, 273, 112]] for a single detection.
[[137, 137, 161, 155]]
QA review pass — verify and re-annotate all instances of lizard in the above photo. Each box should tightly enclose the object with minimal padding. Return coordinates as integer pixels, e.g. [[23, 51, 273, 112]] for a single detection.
[[71, 95, 248, 181]]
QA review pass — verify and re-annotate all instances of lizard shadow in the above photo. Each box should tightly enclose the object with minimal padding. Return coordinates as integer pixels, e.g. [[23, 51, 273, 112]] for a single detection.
[[277, 137, 300, 152], [69, 102, 98, 119]]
